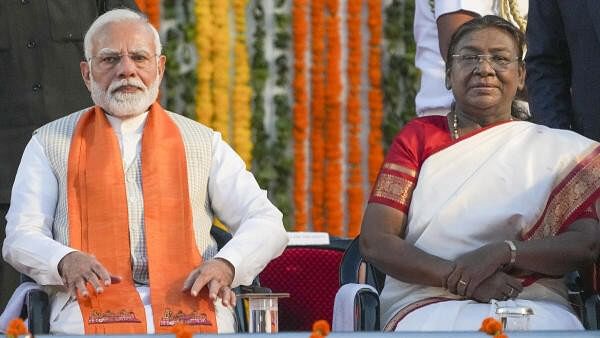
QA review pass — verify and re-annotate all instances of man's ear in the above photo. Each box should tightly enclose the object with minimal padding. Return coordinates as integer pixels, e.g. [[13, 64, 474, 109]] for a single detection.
[[157, 55, 166, 82], [80, 61, 92, 91]]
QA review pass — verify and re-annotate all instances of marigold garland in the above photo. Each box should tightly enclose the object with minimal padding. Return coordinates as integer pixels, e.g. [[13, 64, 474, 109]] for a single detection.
[[292, 0, 309, 231], [195, 0, 214, 126], [367, 0, 385, 185], [232, 0, 253, 167], [346, 0, 363, 237], [310, 0, 326, 232], [211, 0, 232, 141], [134, 0, 160, 29], [324, 0, 343, 236]]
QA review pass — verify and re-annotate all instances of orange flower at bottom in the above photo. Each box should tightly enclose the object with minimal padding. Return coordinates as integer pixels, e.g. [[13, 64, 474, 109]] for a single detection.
[[312, 319, 331, 337], [479, 317, 506, 337], [6, 318, 28, 337], [171, 323, 192, 338]]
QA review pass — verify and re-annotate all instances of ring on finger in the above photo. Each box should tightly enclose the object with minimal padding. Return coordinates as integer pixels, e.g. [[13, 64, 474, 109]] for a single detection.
[[507, 287, 514, 297], [458, 279, 468, 287]]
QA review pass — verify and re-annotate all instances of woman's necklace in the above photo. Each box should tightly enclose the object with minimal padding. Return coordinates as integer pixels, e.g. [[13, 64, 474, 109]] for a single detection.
[[452, 111, 459, 140], [452, 110, 514, 140]]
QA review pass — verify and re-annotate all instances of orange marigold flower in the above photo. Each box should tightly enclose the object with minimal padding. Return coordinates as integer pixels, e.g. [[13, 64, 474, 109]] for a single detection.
[[170, 323, 192, 338], [309, 333, 323, 338], [479, 317, 503, 335], [312, 319, 330, 336], [6, 318, 28, 337], [496, 333, 509, 338]]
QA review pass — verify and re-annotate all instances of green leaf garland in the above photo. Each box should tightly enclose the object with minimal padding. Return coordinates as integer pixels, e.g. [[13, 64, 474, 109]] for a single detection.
[[382, 0, 418, 148]]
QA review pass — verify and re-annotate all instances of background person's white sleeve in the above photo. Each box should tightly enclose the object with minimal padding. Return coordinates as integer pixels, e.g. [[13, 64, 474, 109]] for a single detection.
[[2, 135, 75, 286], [209, 132, 288, 287], [434, 0, 493, 20]]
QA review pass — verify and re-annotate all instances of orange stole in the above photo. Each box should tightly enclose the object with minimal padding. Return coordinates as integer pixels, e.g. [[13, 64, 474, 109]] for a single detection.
[[67, 104, 217, 334]]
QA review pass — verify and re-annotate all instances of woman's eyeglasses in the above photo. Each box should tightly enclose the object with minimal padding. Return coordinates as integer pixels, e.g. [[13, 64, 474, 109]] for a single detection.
[[451, 54, 520, 72]]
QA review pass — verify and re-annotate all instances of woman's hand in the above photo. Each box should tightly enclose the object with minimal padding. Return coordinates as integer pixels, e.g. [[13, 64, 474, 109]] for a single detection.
[[471, 271, 523, 303], [446, 242, 510, 297]]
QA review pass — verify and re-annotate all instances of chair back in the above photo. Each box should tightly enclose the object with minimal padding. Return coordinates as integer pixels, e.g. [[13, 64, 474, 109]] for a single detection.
[[257, 238, 350, 331], [339, 236, 385, 293]]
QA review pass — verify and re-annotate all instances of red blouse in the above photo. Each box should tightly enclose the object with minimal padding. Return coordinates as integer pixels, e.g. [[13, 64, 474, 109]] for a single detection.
[[369, 116, 452, 212]]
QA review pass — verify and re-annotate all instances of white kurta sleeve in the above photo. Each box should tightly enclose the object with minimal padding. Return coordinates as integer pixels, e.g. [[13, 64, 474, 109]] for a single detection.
[[434, 0, 493, 19], [2, 135, 75, 286], [208, 132, 288, 287]]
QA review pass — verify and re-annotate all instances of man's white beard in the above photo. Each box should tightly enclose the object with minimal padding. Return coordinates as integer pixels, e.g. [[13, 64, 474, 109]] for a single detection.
[[90, 74, 160, 119]]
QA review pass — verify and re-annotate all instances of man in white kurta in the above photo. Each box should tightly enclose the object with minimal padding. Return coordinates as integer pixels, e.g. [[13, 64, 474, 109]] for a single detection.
[[2, 8, 288, 334]]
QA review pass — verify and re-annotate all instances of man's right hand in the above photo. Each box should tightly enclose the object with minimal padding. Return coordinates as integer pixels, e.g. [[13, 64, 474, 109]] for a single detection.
[[58, 251, 121, 298]]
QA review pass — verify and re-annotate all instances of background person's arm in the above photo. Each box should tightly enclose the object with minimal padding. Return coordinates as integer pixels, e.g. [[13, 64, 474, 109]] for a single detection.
[[437, 10, 479, 62], [526, 0, 574, 129]]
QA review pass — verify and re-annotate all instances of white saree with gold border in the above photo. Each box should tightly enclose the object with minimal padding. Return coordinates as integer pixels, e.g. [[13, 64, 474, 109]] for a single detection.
[[380, 121, 600, 331]]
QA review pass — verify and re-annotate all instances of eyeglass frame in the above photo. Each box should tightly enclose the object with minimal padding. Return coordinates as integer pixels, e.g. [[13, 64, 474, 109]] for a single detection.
[[87, 51, 160, 71], [450, 54, 522, 72]]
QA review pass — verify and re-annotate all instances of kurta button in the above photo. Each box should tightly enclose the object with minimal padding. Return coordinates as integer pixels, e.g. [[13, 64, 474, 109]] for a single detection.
[[26, 40, 36, 48], [20, 0, 30, 4], [32, 83, 42, 92]]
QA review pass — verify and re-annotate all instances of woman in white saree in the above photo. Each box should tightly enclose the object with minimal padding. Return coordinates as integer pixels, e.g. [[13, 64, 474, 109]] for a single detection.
[[360, 15, 600, 331]]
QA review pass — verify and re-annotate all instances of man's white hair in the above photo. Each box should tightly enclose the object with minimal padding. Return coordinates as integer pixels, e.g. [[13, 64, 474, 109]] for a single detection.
[[83, 8, 162, 60]]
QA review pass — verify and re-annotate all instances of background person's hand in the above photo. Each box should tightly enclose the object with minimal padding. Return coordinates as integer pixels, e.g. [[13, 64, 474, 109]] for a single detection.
[[183, 258, 236, 307], [58, 251, 120, 298], [470, 271, 523, 303], [446, 242, 510, 297]]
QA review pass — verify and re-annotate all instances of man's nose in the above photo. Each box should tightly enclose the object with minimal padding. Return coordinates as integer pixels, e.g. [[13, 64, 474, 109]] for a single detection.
[[116, 55, 137, 77]]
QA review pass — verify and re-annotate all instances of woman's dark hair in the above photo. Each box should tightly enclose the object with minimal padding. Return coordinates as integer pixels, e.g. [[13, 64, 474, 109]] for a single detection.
[[445, 15, 529, 120], [445, 15, 526, 73]]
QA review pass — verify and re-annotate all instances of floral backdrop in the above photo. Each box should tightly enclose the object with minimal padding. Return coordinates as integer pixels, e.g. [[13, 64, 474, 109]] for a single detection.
[[135, 0, 418, 237]]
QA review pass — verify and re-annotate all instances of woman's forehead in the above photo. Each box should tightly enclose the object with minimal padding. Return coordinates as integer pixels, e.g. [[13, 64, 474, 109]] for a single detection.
[[456, 27, 517, 52]]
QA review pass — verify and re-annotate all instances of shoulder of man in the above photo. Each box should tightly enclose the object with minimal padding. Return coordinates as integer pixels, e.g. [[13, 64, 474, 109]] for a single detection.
[[165, 111, 215, 135], [33, 107, 91, 137]]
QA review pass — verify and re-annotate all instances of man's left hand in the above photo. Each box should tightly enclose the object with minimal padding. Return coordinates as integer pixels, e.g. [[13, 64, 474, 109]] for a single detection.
[[182, 258, 236, 307]]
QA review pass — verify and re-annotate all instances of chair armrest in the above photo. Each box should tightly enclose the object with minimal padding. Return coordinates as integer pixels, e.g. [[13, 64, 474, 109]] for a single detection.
[[583, 294, 600, 330], [333, 283, 380, 332], [26, 289, 50, 334]]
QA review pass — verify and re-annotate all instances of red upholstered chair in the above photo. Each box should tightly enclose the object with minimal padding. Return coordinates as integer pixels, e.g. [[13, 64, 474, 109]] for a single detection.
[[257, 237, 350, 331]]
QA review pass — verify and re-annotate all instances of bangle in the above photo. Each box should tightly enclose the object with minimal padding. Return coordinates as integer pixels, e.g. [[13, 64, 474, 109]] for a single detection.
[[504, 240, 517, 270]]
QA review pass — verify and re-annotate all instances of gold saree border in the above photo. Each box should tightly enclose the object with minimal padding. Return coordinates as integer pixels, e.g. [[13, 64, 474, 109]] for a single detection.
[[523, 145, 600, 240], [371, 169, 416, 212]]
